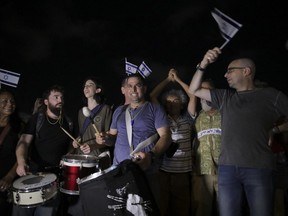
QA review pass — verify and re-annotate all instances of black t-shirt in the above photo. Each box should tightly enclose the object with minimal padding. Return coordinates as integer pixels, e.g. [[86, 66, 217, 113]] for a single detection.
[[24, 112, 72, 171]]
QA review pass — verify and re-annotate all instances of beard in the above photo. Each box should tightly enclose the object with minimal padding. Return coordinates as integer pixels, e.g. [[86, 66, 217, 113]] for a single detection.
[[48, 103, 63, 116]]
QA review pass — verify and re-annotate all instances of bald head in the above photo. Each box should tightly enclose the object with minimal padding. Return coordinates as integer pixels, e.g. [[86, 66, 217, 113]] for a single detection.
[[230, 58, 256, 79]]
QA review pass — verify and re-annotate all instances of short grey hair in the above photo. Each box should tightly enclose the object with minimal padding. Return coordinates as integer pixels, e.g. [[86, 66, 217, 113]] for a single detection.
[[161, 88, 188, 105]]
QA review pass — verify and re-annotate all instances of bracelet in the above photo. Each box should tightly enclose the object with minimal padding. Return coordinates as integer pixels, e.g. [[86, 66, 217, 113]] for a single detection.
[[196, 63, 206, 71]]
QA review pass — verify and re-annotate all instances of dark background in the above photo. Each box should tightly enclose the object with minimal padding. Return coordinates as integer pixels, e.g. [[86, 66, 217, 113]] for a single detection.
[[0, 0, 287, 122]]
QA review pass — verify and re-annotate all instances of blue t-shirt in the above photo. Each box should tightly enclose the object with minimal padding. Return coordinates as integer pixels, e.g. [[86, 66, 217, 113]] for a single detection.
[[111, 102, 169, 165]]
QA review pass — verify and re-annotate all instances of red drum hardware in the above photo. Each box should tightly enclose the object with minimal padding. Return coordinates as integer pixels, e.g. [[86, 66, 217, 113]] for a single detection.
[[60, 154, 99, 195]]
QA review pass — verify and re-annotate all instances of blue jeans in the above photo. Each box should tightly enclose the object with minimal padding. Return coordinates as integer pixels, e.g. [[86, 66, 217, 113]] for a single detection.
[[218, 165, 274, 216]]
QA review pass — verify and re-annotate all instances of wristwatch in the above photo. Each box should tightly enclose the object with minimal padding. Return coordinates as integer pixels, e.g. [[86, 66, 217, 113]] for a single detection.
[[196, 63, 206, 71]]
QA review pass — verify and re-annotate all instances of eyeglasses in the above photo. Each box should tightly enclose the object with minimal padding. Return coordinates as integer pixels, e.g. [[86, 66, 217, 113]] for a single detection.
[[226, 67, 246, 73]]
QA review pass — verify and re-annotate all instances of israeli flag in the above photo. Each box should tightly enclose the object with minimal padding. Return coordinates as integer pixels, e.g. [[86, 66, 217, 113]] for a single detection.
[[137, 61, 152, 78], [125, 58, 138, 75], [211, 8, 242, 49], [0, 68, 21, 88]]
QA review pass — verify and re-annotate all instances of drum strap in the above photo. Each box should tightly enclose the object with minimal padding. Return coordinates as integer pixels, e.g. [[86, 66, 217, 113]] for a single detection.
[[79, 104, 104, 138], [125, 105, 158, 155], [0, 124, 11, 146]]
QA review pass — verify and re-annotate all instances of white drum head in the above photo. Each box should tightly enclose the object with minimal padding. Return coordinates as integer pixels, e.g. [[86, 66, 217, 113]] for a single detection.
[[62, 154, 98, 167], [13, 173, 57, 191]]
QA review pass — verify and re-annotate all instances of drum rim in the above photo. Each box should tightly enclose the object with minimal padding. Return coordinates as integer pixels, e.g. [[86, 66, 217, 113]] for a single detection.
[[62, 154, 99, 163], [62, 161, 98, 167], [12, 172, 57, 190], [59, 182, 80, 195], [77, 165, 117, 185]]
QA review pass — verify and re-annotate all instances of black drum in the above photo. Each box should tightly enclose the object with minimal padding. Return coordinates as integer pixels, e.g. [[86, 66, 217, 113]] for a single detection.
[[77, 160, 159, 216]]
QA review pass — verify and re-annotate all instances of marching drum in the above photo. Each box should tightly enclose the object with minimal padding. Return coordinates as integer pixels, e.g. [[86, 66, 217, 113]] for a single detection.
[[12, 172, 58, 208], [77, 160, 159, 216], [60, 154, 99, 195]]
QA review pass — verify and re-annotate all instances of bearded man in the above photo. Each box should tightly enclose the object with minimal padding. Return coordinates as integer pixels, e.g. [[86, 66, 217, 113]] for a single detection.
[[14, 85, 73, 216]]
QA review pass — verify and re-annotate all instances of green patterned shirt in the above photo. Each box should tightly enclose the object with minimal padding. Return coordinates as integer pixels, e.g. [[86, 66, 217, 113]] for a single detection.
[[193, 109, 221, 175]]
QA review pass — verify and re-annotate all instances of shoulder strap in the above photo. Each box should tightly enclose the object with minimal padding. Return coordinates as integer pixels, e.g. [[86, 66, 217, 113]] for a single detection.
[[36, 112, 44, 139], [36, 112, 73, 137], [79, 104, 104, 137], [125, 104, 158, 155], [125, 107, 133, 153]]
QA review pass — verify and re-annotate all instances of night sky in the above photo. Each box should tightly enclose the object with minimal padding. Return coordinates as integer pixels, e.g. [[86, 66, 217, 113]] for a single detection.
[[0, 0, 288, 122]]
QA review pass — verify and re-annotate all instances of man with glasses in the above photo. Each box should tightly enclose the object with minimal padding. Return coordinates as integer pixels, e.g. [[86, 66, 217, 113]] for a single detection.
[[189, 47, 288, 216]]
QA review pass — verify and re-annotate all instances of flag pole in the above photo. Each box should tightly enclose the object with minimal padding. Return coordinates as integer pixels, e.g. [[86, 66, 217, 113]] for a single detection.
[[220, 40, 229, 50]]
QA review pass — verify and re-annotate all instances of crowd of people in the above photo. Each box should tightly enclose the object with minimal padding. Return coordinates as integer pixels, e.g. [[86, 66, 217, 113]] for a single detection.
[[0, 46, 288, 216]]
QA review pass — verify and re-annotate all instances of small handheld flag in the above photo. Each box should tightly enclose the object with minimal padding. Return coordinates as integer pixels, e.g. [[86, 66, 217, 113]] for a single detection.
[[125, 58, 138, 75], [211, 8, 243, 49], [137, 61, 152, 78], [0, 68, 21, 88]]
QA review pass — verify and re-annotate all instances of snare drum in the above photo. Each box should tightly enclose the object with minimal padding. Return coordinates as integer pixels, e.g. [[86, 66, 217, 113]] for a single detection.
[[12, 172, 58, 208], [60, 154, 99, 195]]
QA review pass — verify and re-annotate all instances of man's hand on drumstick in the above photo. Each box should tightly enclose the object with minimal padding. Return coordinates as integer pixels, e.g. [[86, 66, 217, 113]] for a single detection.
[[72, 137, 82, 148]]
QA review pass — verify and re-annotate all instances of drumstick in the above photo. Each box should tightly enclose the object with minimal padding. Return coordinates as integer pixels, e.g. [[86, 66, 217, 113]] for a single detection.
[[60, 126, 81, 146], [91, 123, 100, 135]]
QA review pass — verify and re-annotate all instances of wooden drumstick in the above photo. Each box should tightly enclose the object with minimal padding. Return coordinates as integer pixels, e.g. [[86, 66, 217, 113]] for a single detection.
[[91, 123, 99, 135], [60, 126, 81, 146]]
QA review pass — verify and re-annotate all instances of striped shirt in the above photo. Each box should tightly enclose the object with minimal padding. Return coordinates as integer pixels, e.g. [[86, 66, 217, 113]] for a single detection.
[[160, 112, 194, 173]]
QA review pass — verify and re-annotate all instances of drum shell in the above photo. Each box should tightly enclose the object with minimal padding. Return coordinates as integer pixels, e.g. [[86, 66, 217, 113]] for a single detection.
[[78, 160, 159, 216], [60, 154, 99, 195], [12, 173, 58, 208]]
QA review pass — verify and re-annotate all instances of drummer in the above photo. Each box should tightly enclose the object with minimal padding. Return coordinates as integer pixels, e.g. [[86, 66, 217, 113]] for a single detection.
[[96, 74, 172, 211], [72, 76, 113, 170], [14, 85, 74, 216], [68, 77, 112, 215]]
